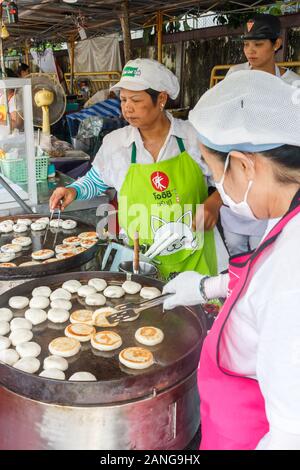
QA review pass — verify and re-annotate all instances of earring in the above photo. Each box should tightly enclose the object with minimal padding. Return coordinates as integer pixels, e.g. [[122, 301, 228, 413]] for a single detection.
[[160, 104, 164, 111]]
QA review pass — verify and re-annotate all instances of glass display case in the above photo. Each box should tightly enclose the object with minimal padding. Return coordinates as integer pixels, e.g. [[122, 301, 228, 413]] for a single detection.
[[0, 77, 37, 211]]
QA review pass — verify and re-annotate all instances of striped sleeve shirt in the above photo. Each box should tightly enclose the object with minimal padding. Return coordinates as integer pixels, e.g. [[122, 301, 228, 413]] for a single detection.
[[67, 166, 109, 200]]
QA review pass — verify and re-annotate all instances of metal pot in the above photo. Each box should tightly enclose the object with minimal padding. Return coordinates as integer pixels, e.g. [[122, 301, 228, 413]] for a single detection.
[[0, 271, 206, 450]]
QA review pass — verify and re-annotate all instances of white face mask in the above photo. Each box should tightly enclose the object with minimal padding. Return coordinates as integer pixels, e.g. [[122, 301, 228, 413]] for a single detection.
[[215, 153, 257, 220]]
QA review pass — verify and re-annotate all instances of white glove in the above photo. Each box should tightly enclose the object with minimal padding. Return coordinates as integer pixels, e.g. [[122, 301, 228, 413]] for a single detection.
[[163, 271, 206, 310]]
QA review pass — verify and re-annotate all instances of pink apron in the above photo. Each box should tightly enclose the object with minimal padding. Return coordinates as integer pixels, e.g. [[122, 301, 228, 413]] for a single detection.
[[198, 191, 300, 450]]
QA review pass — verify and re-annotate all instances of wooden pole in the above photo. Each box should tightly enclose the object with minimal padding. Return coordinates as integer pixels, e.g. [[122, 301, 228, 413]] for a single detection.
[[24, 40, 30, 65], [68, 36, 75, 94], [157, 11, 163, 63], [120, 0, 131, 63]]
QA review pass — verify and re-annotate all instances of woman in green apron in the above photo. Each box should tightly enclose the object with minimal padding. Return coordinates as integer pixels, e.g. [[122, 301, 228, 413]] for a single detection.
[[50, 58, 221, 279]]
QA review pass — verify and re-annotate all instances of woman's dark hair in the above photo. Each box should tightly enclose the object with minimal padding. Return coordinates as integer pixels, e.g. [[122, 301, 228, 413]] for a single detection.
[[205, 144, 300, 185], [17, 63, 29, 76], [144, 88, 160, 105]]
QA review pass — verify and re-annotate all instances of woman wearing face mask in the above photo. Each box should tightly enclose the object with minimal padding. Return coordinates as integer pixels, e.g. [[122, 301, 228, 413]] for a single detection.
[[50, 59, 220, 279], [163, 70, 300, 449], [221, 13, 300, 256]]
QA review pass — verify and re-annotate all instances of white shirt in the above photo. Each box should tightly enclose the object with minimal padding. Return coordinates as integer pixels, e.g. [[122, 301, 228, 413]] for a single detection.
[[92, 112, 212, 192], [220, 63, 300, 237], [219, 212, 300, 449], [227, 62, 300, 87]]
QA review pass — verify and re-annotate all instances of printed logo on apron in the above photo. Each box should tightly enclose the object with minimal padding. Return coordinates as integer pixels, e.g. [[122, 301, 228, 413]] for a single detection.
[[151, 171, 169, 192]]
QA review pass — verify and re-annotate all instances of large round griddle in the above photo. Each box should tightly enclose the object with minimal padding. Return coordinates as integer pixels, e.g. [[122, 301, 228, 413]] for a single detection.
[[0, 272, 206, 406], [0, 214, 99, 280]]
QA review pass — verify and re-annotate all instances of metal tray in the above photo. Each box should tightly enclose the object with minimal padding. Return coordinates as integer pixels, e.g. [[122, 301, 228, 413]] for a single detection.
[[0, 214, 100, 279], [0, 271, 206, 406]]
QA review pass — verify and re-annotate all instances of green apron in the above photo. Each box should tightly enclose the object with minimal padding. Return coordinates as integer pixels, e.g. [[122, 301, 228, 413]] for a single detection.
[[118, 137, 217, 279]]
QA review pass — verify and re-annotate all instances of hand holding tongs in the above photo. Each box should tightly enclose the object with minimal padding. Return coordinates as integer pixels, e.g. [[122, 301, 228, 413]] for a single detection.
[[106, 293, 172, 324], [43, 199, 63, 247]]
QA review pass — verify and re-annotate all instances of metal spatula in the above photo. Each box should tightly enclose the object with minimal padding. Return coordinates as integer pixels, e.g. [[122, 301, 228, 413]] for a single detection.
[[106, 293, 172, 323]]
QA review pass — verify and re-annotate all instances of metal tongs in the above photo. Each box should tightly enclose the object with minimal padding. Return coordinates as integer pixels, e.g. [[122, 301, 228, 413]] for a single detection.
[[43, 199, 62, 247], [106, 293, 172, 324]]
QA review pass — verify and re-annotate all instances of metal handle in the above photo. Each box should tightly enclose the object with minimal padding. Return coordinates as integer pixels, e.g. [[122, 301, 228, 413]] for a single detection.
[[0, 174, 34, 214], [134, 293, 172, 313]]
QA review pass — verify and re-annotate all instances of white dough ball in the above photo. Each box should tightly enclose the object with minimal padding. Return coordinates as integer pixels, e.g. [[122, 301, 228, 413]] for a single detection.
[[25, 308, 47, 326], [0, 335, 11, 351], [16, 341, 41, 358], [0, 321, 10, 335], [62, 279, 82, 294], [50, 299, 72, 311], [10, 317, 32, 331], [88, 278, 107, 292], [50, 288, 72, 301], [32, 286, 52, 298], [0, 308, 13, 322], [0, 348, 19, 366], [9, 296, 30, 310], [39, 368, 65, 380], [9, 328, 33, 346], [69, 372, 96, 381], [77, 285, 96, 298], [43, 355, 69, 371], [29, 296, 50, 310], [14, 357, 40, 374]]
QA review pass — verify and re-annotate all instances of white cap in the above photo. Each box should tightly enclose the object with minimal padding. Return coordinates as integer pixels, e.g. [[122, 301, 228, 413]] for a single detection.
[[189, 70, 300, 153], [111, 58, 180, 100]]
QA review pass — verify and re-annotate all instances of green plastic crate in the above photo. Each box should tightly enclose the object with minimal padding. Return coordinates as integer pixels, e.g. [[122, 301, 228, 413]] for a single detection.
[[0, 156, 49, 183]]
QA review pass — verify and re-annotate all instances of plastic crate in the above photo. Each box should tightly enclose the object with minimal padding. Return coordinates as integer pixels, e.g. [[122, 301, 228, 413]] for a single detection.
[[0, 156, 49, 183]]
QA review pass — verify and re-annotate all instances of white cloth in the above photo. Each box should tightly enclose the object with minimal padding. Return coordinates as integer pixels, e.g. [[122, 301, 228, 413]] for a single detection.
[[111, 58, 180, 100], [30, 48, 57, 74], [219, 212, 300, 449], [92, 112, 213, 192], [227, 62, 300, 87], [73, 35, 121, 73]]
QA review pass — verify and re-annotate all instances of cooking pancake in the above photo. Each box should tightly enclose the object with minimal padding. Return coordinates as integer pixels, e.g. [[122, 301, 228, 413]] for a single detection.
[[9, 328, 33, 346], [50, 299, 72, 311], [48, 308, 69, 324], [9, 296, 29, 310], [35, 217, 49, 225], [10, 317, 32, 331], [0, 321, 10, 335], [0, 222, 13, 233], [61, 219, 77, 230], [25, 308, 47, 325], [55, 244, 74, 254], [140, 286, 161, 300], [65, 323, 95, 342], [92, 307, 119, 327], [17, 218, 32, 226], [56, 252, 75, 260], [0, 253, 16, 262], [50, 219, 63, 228], [0, 348, 19, 366], [32, 249, 54, 261], [119, 347, 154, 370], [63, 236, 81, 246], [70, 309, 93, 325], [1, 243, 22, 254], [122, 280, 142, 295], [32, 286, 51, 298], [69, 371, 96, 381], [88, 278, 107, 292], [0, 335, 11, 351], [91, 331, 122, 351], [85, 293, 106, 306], [49, 337, 81, 357], [16, 341, 41, 358], [73, 247, 86, 255], [78, 231, 98, 240], [29, 296, 50, 310], [42, 258, 58, 264], [13, 224, 28, 233], [0, 262, 17, 268], [77, 285, 96, 298], [12, 236, 32, 247], [39, 368, 65, 380], [50, 288, 72, 301], [81, 239, 97, 249], [135, 326, 164, 346], [19, 261, 40, 267], [31, 222, 46, 231], [103, 285, 125, 299], [43, 355, 69, 371], [0, 307, 13, 322], [62, 279, 82, 294], [14, 357, 40, 374]]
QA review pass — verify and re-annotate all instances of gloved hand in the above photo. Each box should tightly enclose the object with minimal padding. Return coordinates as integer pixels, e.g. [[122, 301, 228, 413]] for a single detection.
[[163, 271, 206, 310]]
